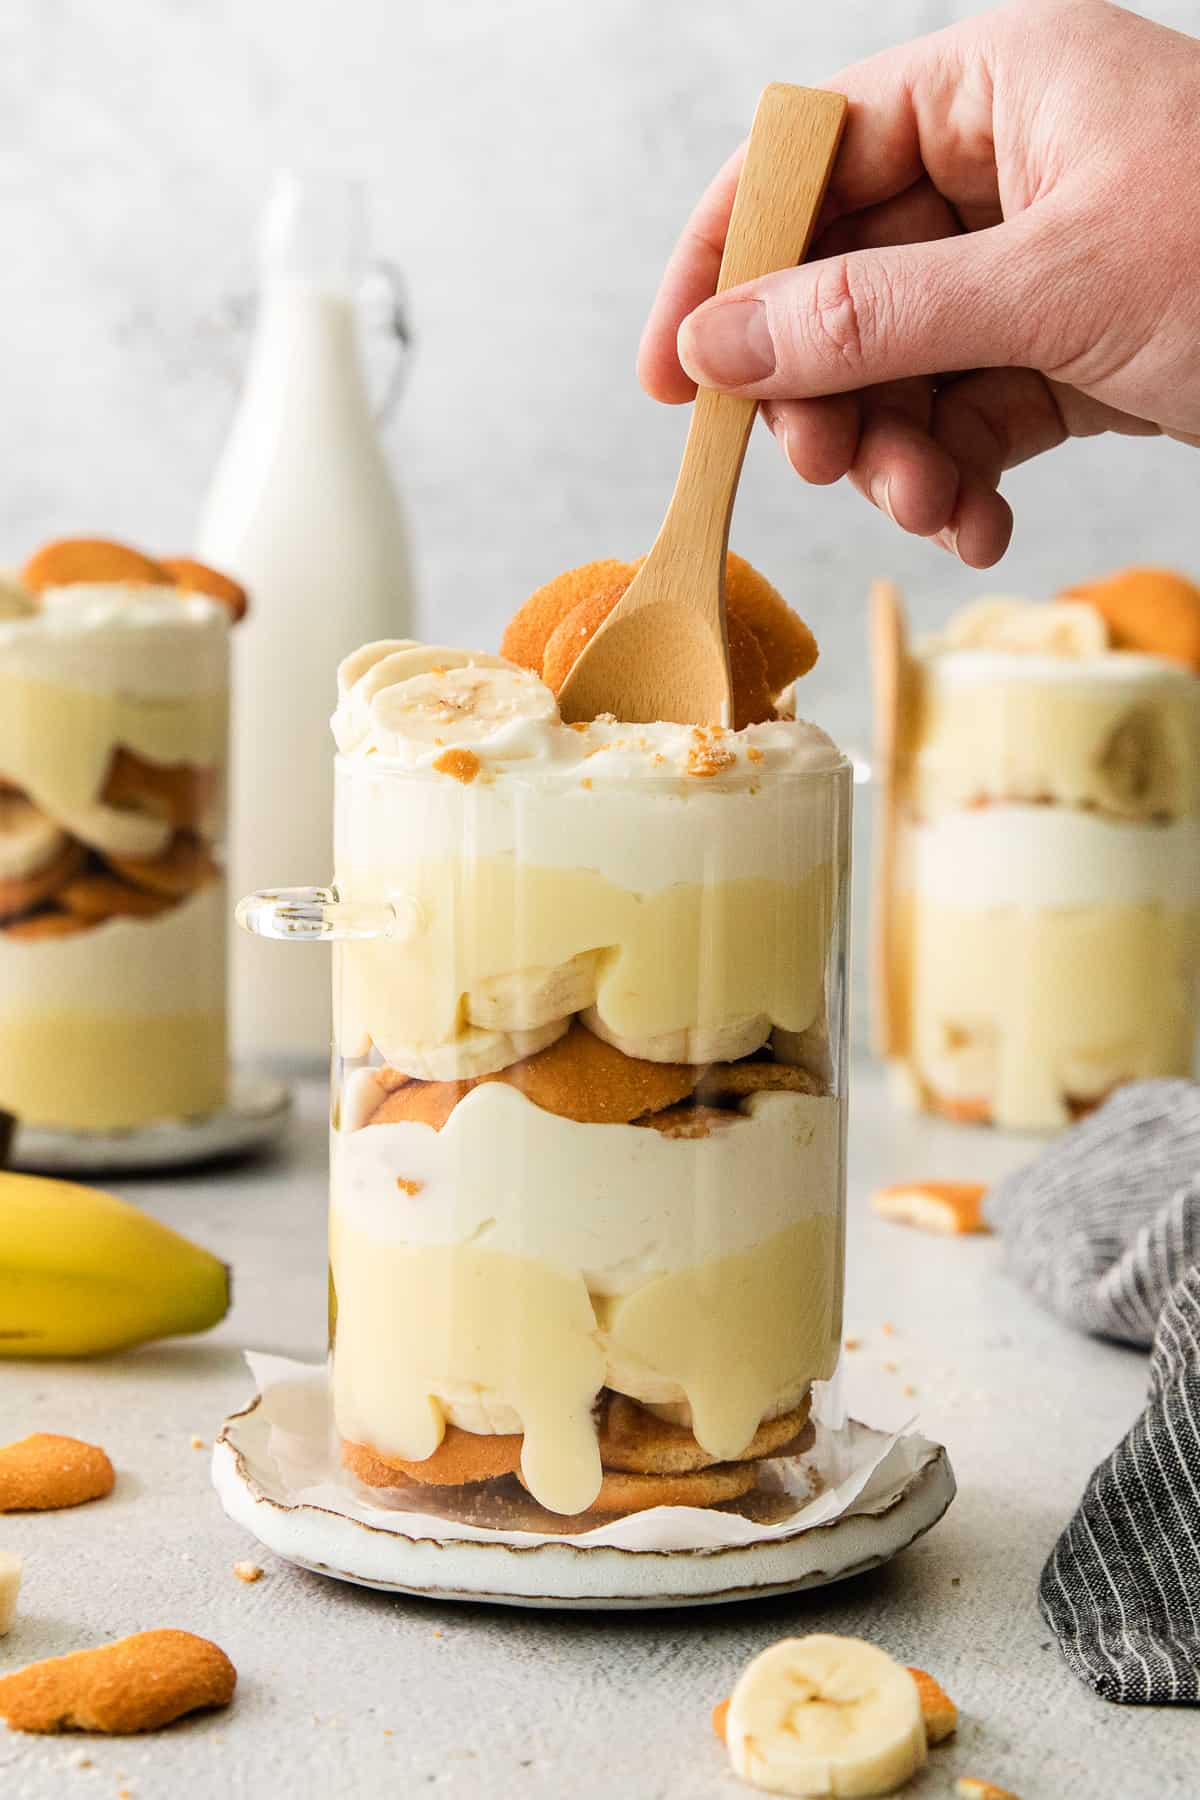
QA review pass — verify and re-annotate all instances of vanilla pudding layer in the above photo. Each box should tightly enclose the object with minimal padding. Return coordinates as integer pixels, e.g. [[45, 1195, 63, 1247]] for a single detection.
[[0, 887, 228, 1130], [905, 897, 1200, 1131], [0, 585, 228, 847], [330, 1087, 842, 1515], [909, 651, 1200, 821]]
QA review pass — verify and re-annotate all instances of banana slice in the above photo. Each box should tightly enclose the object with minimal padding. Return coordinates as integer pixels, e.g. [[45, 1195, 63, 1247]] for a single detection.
[[0, 794, 68, 882], [333, 645, 518, 751], [581, 1006, 771, 1066], [943, 597, 1107, 657], [53, 803, 173, 861], [335, 639, 420, 698], [726, 1635, 927, 1798], [0, 571, 34, 620], [465, 952, 599, 1032], [433, 1383, 522, 1436], [375, 1015, 567, 1082], [643, 1383, 809, 1432], [369, 662, 557, 759]]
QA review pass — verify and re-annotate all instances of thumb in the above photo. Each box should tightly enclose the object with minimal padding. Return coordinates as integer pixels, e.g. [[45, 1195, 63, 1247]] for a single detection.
[[676, 220, 1049, 398]]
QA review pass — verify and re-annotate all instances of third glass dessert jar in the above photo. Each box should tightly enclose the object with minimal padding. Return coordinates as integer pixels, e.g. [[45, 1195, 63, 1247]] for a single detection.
[[873, 577, 1200, 1132], [240, 640, 851, 1526]]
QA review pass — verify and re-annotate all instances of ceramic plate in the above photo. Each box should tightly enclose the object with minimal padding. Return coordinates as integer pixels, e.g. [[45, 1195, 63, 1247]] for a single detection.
[[10, 1072, 292, 1174], [214, 1382, 956, 1610]]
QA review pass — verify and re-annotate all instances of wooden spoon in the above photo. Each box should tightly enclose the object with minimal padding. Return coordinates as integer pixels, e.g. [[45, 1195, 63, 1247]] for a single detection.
[[869, 577, 910, 1059], [557, 83, 847, 726]]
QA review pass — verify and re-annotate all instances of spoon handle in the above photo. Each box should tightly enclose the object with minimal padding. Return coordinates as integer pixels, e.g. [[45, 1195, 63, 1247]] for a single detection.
[[657, 84, 848, 566]]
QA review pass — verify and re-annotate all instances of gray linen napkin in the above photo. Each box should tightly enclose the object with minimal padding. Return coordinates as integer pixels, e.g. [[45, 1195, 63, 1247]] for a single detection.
[[985, 1080, 1200, 1704]]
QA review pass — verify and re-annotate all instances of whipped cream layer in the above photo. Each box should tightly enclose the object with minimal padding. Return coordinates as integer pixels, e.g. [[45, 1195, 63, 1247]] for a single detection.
[[912, 807, 1200, 911], [0, 885, 226, 1014], [333, 1083, 839, 1294], [0, 583, 228, 837]]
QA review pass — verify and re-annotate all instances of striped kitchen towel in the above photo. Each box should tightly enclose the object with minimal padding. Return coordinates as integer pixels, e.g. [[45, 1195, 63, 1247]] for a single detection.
[[986, 1080, 1200, 1705]]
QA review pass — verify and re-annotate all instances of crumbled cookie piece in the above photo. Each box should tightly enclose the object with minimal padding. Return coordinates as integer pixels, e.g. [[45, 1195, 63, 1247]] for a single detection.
[[955, 1780, 1021, 1800], [907, 1667, 958, 1743], [871, 1181, 990, 1236], [0, 1435, 114, 1512], [232, 1562, 263, 1584], [0, 1629, 235, 1733], [21, 539, 167, 593], [160, 557, 248, 623], [431, 748, 481, 785]]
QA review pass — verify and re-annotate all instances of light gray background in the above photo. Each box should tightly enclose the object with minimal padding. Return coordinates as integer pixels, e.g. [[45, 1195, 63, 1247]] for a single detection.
[[4, 0, 1199, 763]]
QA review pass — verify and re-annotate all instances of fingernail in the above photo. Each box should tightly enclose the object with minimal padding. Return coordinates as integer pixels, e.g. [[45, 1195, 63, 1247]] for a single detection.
[[869, 475, 896, 523], [678, 299, 775, 388], [934, 523, 960, 557], [761, 404, 793, 468]]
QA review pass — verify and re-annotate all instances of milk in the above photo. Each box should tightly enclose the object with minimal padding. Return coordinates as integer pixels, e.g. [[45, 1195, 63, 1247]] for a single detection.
[[198, 178, 415, 1066]]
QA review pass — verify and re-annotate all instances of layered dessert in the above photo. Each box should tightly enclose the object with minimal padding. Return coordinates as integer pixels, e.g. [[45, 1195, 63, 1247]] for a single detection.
[[875, 568, 1200, 1131], [319, 556, 851, 1522], [0, 538, 243, 1132]]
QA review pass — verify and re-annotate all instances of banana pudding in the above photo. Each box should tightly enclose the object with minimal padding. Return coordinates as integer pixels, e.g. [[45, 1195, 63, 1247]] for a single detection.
[[0, 539, 241, 1133], [875, 570, 1200, 1131], [250, 554, 850, 1522]]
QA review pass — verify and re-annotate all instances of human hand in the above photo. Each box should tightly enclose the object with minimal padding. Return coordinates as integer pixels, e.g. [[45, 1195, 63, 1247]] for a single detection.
[[639, 0, 1200, 567]]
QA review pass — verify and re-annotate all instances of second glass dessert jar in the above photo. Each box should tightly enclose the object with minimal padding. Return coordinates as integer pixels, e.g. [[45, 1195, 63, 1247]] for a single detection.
[[241, 642, 851, 1526]]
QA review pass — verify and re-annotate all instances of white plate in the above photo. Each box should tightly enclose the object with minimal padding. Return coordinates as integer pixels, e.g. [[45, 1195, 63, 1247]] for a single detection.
[[9, 1072, 292, 1174], [214, 1386, 956, 1610]]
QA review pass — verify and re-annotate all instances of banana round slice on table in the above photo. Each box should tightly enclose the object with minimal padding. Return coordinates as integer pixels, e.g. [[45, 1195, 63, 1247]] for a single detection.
[[333, 644, 519, 751], [944, 596, 1107, 657], [0, 794, 68, 882], [376, 1015, 568, 1082], [581, 1006, 771, 1066], [725, 1635, 927, 1797], [465, 952, 599, 1032]]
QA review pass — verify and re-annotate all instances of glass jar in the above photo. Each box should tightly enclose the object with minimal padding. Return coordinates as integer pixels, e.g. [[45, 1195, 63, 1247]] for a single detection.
[[875, 601, 1200, 1132], [0, 572, 229, 1136], [241, 687, 851, 1527]]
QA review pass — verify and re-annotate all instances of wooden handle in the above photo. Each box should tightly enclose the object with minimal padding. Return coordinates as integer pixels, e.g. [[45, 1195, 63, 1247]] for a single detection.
[[556, 85, 846, 727], [658, 85, 848, 564]]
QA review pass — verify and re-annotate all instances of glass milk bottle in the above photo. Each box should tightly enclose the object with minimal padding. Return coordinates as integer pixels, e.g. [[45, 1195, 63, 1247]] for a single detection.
[[198, 172, 415, 1067]]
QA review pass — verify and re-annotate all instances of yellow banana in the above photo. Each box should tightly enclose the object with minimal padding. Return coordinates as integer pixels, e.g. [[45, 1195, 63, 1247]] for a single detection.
[[0, 1172, 230, 1357]]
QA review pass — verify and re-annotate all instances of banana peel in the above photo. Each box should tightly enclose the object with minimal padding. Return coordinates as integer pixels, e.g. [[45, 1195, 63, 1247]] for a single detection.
[[0, 1171, 230, 1357]]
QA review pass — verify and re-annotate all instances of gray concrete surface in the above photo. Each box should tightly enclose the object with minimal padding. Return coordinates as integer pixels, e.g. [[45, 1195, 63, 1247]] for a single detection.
[[1, 1066, 1194, 1798]]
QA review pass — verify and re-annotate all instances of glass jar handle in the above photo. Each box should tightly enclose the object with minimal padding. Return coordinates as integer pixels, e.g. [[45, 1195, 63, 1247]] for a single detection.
[[358, 258, 411, 424], [235, 886, 419, 943]]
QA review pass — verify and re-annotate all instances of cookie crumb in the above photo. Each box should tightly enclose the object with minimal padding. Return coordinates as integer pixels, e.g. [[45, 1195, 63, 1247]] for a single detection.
[[395, 1177, 424, 1197], [882, 1360, 898, 1374], [881, 1321, 896, 1337], [189, 1435, 205, 1450], [432, 748, 481, 785], [843, 1335, 862, 1351], [902, 1384, 917, 1397], [233, 1561, 263, 1584], [68, 1749, 92, 1768]]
